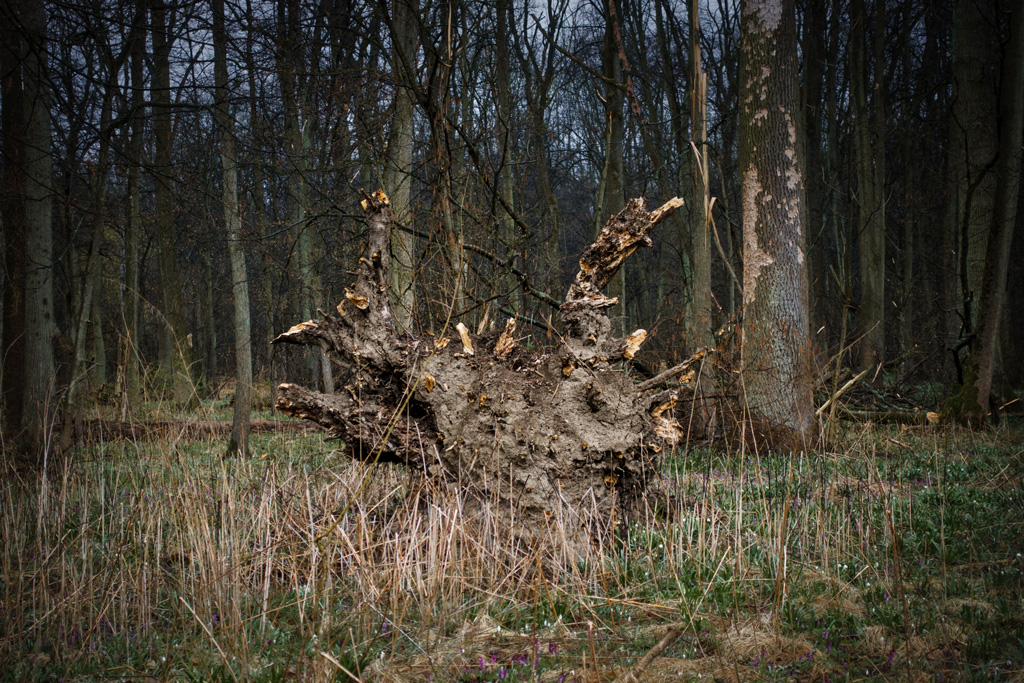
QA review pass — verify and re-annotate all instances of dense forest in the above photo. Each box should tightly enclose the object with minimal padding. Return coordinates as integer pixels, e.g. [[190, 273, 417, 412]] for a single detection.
[[1, 0, 1022, 454], [3, 1, 1024, 679]]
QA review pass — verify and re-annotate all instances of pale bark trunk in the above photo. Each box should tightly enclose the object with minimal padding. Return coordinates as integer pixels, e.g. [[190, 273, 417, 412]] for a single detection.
[[687, 0, 711, 351], [90, 255, 106, 387], [738, 0, 815, 449], [276, 0, 316, 386], [121, 0, 145, 412], [383, 0, 417, 332], [66, 86, 114, 433], [244, 0, 275, 403], [214, 0, 253, 456]]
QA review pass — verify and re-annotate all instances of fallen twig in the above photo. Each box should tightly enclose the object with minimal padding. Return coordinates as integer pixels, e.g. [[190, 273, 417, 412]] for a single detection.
[[612, 625, 684, 683]]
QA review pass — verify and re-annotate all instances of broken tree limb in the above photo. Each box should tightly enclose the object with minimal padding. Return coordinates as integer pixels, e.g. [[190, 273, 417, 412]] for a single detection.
[[612, 625, 684, 683], [635, 348, 713, 393], [816, 367, 872, 418], [835, 408, 931, 425], [273, 192, 686, 558]]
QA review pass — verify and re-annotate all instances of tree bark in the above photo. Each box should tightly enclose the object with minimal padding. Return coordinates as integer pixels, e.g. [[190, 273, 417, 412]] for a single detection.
[[273, 191, 684, 559], [64, 83, 114, 443], [152, 0, 193, 402], [947, 0, 1000, 334], [738, 0, 815, 450], [0, 0, 27, 436], [20, 0, 56, 448], [598, 0, 627, 335], [121, 0, 145, 412], [687, 0, 712, 352], [214, 0, 254, 457], [383, 0, 418, 333], [800, 0, 827, 350], [851, 0, 886, 373], [276, 0, 317, 387], [949, 0, 1024, 423]]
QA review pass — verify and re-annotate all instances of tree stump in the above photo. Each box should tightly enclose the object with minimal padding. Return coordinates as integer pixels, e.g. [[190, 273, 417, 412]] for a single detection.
[[273, 190, 685, 559]]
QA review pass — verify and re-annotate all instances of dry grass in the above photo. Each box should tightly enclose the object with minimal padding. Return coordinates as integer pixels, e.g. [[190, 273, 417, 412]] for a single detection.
[[2, 409, 1022, 682]]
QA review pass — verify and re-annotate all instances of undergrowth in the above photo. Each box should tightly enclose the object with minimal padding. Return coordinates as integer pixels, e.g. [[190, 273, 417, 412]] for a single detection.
[[2, 409, 1022, 682]]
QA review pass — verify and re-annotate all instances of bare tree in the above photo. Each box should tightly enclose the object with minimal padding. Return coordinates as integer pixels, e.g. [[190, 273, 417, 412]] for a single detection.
[[950, 0, 1024, 423], [1, 0, 28, 438], [152, 0, 193, 402], [18, 0, 57, 450], [851, 0, 886, 372], [213, 0, 253, 456], [383, 0, 418, 332]]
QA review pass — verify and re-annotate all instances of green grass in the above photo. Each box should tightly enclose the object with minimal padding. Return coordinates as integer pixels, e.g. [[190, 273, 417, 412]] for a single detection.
[[2, 412, 1022, 682]]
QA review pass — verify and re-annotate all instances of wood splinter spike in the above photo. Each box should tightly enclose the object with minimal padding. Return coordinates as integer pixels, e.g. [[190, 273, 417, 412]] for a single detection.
[[456, 322, 474, 355], [623, 329, 647, 359], [493, 319, 517, 360]]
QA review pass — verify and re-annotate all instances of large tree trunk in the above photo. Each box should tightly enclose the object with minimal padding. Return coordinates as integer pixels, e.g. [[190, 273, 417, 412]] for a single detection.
[[273, 191, 684, 560], [20, 0, 56, 449], [383, 0, 417, 333], [0, 0, 27, 437], [738, 0, 816, 450]]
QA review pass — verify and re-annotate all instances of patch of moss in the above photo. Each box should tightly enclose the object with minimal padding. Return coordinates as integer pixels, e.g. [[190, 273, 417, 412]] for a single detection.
[[942, 368, 985, 426]]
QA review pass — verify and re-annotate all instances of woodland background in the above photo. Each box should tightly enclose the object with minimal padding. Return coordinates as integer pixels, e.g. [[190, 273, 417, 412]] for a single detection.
[[1, 0, 1023, 447], [2, 1, 1024, 680]]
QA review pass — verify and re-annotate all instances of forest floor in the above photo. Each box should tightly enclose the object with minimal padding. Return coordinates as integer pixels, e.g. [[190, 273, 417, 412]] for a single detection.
[[2, 391, 1022, 682]]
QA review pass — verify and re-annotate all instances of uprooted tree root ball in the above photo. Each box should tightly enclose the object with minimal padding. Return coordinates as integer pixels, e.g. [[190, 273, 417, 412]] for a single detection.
[[272, 190, 687, 559]]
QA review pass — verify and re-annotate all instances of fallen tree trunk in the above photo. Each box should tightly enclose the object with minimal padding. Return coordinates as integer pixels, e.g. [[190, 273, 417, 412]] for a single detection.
[[273, 191, 686, 559]]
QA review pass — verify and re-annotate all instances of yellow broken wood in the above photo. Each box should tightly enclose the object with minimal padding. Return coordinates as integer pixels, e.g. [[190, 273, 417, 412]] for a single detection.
[[345, 288, 369, 310], [456, 322, 474, 355], [623, 329, 647, 359], [493, 318, 517, 360]]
